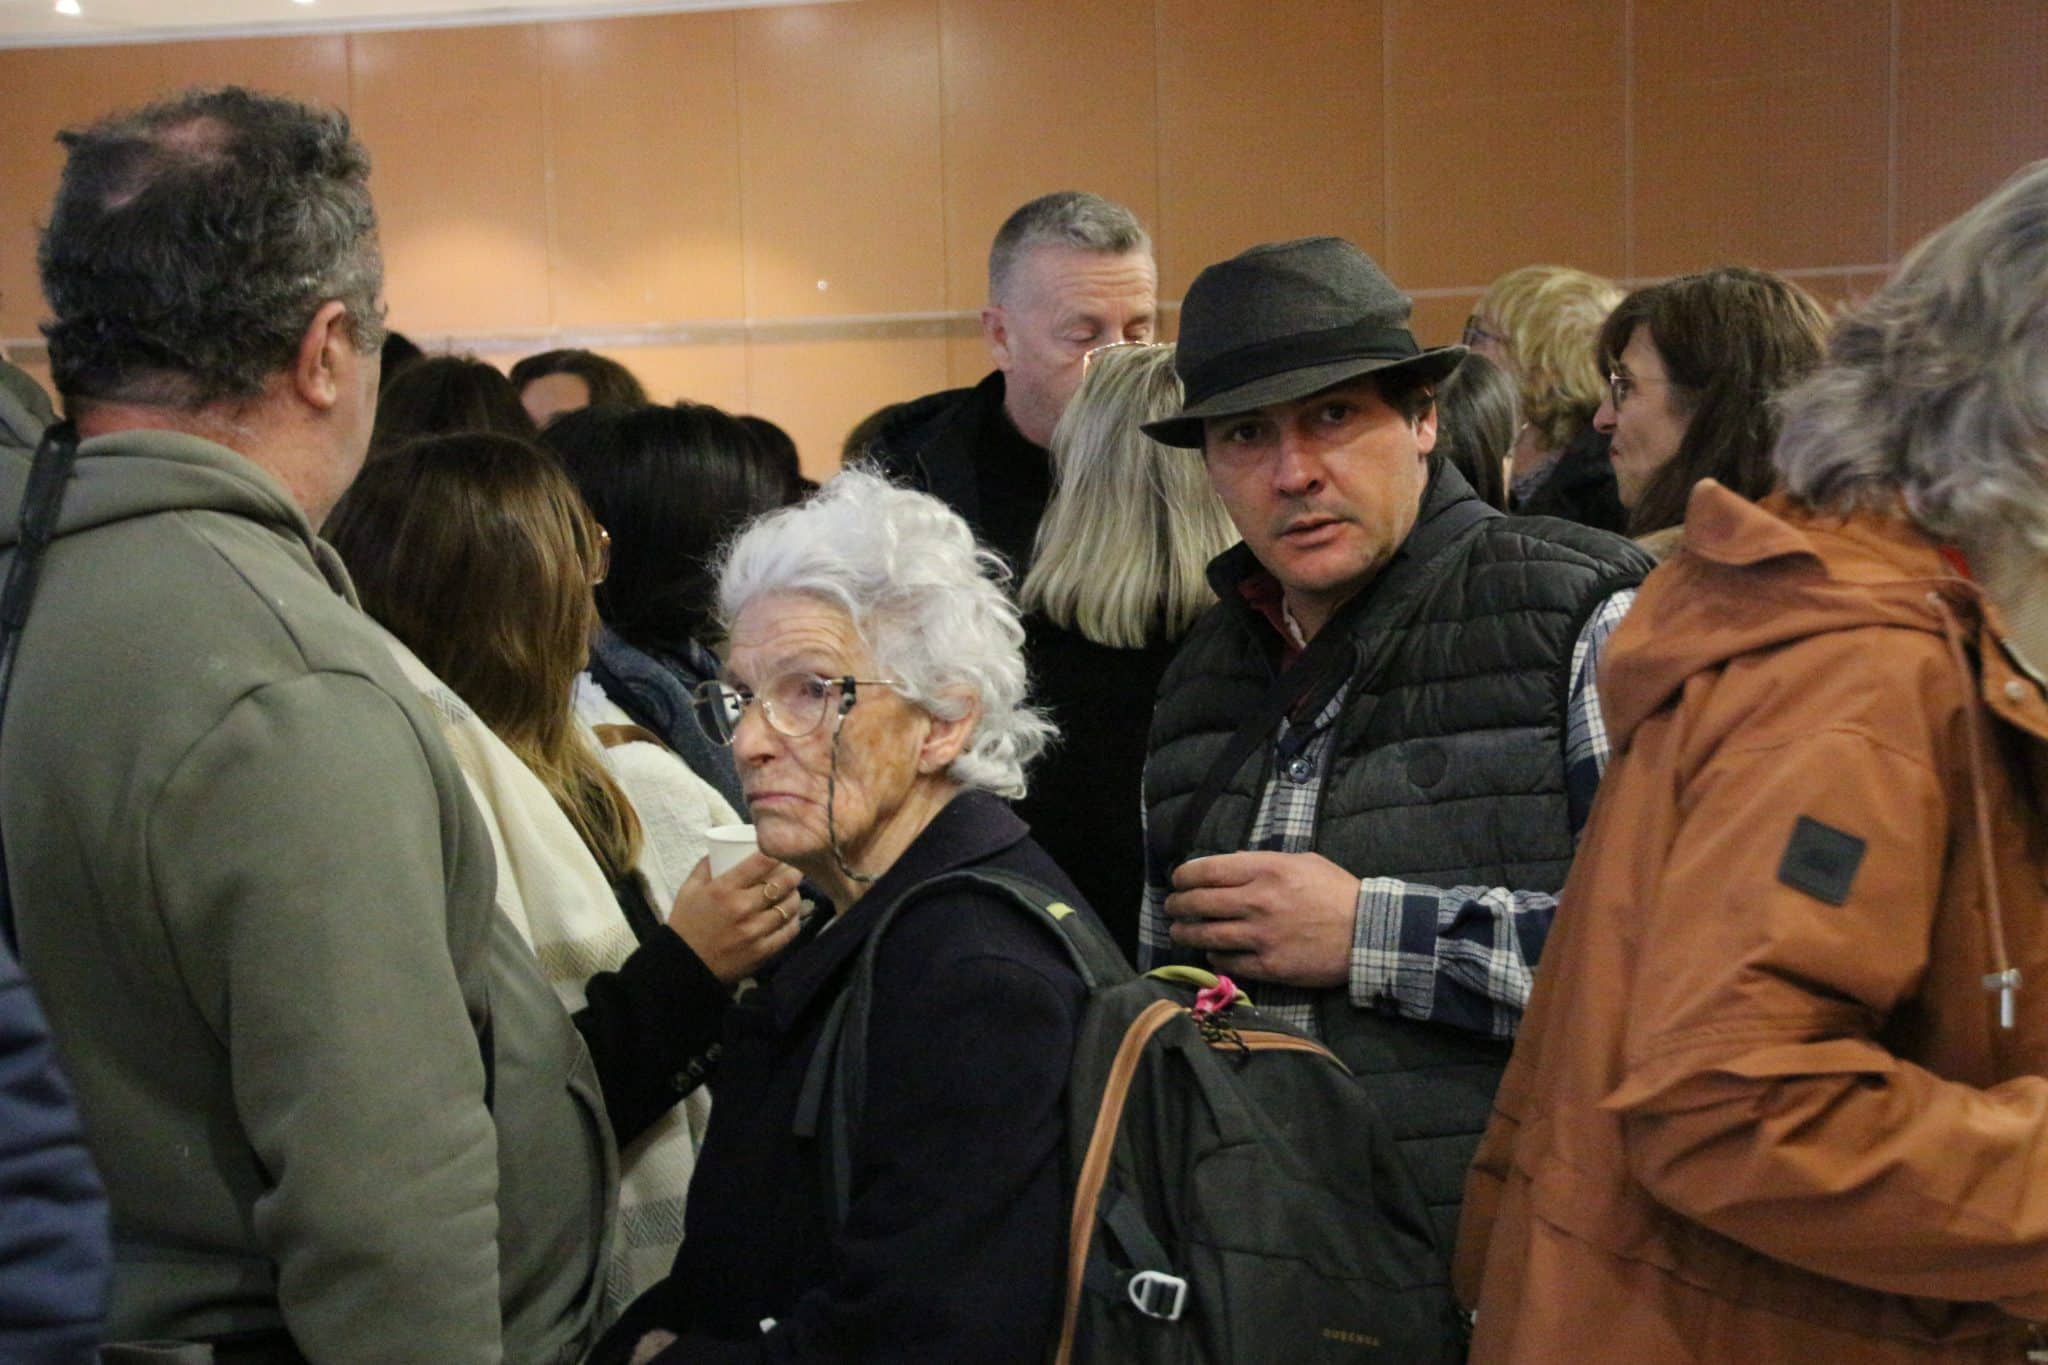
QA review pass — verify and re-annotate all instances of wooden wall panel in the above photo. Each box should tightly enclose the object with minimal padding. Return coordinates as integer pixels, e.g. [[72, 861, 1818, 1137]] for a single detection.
[[1157, 0, 1383, 297], [737, 0, 945, 320], [746, 335, 950, 477], [938, 0, 1156, 309], [1898, 0, 2048, 251], [1634, 0, 1889, 276], [0, 45, 167, 339], [541, 13, 745, 327], [626, 343, 752, 413], [1384, 0, 1626, 290], [2, 0, 2042, 453], [350, 25, 551, 335], [158, 34, 351, 112], [947, 333, 992, 389], [1409, 293, 1480, 350]]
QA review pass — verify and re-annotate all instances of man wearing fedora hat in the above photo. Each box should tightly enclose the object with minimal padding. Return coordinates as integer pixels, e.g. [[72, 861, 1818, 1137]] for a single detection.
[[1138, 237, 1651, 1249]]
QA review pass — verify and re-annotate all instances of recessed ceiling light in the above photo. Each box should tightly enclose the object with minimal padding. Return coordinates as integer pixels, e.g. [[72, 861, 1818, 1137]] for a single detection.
[[54, 0, 82, 14]]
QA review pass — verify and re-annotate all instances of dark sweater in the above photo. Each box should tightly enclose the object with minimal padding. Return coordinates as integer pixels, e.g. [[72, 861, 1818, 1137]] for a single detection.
[[865, 371, 1052, 576], [1514, 425, 1627, 534]]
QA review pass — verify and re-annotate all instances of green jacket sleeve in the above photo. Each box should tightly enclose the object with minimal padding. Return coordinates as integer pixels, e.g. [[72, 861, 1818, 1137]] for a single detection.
[[147, 672, 502, 1362]]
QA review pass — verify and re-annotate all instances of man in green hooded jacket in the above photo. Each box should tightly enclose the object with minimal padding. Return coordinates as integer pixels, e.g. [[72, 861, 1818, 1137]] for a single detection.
[[2, 88, 614, 1363]]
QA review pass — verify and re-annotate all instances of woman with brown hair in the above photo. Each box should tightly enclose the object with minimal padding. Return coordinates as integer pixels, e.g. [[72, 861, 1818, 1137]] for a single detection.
[[366, 352, 536, 460], [325, 432, 804, 1307], [1593, 266, 1832, 558]]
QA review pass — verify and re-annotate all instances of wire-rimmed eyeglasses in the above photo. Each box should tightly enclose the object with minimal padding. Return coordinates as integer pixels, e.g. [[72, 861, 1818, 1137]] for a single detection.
[[692, 672, 903, 745], [1605, 368, 1675, 409]]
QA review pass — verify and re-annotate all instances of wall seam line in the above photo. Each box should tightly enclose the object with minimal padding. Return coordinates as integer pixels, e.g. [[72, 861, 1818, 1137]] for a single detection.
[[1885, 0, 1901, 261], [731, 8, 753, 407], [1380, 0, 1393, 268], [1153, 0, 1165, 291], [935, 0, 955, 380], [1622, 0, 1635, 281], [536, 23, 559, 332]]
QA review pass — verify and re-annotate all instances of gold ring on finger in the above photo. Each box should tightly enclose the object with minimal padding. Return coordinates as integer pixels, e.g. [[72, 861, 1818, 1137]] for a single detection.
[[777, 904, 792, 926]]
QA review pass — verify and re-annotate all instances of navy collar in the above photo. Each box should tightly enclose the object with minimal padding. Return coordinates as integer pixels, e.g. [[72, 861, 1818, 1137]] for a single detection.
[[762, 789, 1031, 1032]]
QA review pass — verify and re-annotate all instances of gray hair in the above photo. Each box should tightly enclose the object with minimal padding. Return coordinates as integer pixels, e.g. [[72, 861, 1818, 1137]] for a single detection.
[[1021, 343, 1236, 647], [988, 191, 1152, 304], [39, 86, 384, 409], [715, 467, 1053, 798], [1774, 158, 2048, 549]]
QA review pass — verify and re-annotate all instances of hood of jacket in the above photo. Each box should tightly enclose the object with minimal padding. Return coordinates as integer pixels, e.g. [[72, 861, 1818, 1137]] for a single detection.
[[0, 424, 332, 572], [1601, 478, 1979, 749], [0, 360, 54, 458]]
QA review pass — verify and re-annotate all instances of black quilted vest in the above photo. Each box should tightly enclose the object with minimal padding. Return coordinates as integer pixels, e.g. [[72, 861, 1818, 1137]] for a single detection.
[[1143, 462, 1650, 1249]]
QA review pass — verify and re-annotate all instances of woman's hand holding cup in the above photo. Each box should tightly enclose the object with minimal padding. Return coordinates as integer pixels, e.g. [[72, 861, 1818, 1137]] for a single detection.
[[667, 833, 806, 984]]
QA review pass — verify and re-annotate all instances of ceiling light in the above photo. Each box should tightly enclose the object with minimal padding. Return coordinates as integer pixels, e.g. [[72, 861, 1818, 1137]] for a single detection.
[[54, 0, 82, 14]]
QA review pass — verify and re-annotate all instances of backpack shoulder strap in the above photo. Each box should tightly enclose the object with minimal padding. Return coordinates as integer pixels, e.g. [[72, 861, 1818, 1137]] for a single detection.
[[791, 865, 1117, 1226], [0, 422, 80, 952]]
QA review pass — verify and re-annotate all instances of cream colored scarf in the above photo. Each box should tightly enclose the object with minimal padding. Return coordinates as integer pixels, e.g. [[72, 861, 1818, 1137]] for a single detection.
[[382, 633, 715, 1316]]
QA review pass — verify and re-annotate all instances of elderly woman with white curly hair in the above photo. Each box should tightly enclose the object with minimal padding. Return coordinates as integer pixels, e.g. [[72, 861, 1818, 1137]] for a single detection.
[[594, 468, 1100, 1365]]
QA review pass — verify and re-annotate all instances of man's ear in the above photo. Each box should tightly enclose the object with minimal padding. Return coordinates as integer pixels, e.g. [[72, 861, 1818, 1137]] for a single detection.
[[981, 306, 1012, 372], [918, 694, 981, 775], [291, 300, 354, 412], [1413, 401, 1439, 457]]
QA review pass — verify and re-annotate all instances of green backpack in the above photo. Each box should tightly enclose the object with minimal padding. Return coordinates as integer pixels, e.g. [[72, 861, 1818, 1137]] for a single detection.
[[793, 867, 1466, 1363]]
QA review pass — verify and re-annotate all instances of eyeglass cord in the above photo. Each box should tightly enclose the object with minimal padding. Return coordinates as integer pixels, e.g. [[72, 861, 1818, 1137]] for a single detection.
[[824, 694, 877, 888]]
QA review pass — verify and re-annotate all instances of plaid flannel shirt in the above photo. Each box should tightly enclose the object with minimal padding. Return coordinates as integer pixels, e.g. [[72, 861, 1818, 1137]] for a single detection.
[[1139, 586, 1636, 1040]]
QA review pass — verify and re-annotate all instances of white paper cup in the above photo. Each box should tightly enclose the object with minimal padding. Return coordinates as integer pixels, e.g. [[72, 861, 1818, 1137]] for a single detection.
[[704, 824, 759, 877]]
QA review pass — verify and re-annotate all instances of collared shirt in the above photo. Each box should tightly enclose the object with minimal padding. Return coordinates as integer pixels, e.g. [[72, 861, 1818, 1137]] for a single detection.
[[1139, 586, 1637, 1040]]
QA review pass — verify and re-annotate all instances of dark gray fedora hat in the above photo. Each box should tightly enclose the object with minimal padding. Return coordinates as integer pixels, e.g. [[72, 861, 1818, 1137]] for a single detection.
[[1143, 236, 1465, 448]]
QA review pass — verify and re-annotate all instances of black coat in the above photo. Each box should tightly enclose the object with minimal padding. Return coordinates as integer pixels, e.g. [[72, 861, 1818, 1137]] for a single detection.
[[1514, 426, 1627, 534], [599, 790, 1091, 1365], [575, 895, 730, 1146], [1014, 612, 1181, 964], [864, 372, 1052, 576]]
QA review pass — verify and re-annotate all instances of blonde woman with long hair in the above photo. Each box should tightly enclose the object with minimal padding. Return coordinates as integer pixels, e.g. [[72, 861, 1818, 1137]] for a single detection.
[[1016, 342, 1238, 959]]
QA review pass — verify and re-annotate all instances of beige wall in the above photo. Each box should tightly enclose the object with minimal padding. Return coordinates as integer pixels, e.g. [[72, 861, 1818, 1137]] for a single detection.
[[1, 0, 2043, 475]]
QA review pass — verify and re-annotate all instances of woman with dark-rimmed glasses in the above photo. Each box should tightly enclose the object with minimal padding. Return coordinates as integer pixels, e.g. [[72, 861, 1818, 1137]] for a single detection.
[[1591, 266, 1831, 559], [596, 467, 1101, 1365]]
